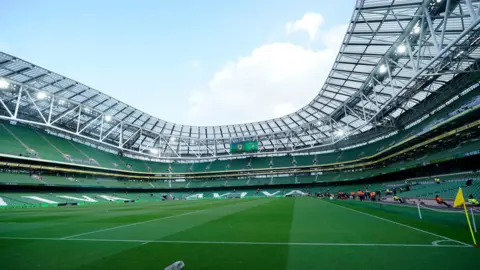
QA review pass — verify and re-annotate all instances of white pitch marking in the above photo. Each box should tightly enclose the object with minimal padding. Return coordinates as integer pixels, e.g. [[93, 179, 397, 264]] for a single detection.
[[432, 240, 457, 246], [0, 237, 469, 248], [61, 209, 205, 239], [324, 201, 472, 247]]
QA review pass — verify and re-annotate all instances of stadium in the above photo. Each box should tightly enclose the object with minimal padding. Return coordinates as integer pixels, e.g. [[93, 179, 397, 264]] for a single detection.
[[1, 0, 480, 269]]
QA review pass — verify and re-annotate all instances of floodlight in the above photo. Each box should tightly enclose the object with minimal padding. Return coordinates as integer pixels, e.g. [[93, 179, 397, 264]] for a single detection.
[[412, 25, 420, 34], [37, 92, 47, 100], [378, 64, 388, 74], [83, 107, 91, 113], [396, 44, 406, 54], [335, 129, 344, 136], [0, 78, 10, 89], [170, 137, 176, 142], [150, 148, 159, 154], [58, 99, 66, 105], [104, 115, 112, 122]]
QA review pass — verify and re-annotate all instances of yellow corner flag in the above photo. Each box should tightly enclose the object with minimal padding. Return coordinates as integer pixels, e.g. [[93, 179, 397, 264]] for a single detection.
[[454, 187, 477, 246], [453, 187, 465, 208]]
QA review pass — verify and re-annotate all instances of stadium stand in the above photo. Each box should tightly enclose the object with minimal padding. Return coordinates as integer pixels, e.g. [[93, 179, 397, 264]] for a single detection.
[[2, 1, 480, 268], [0, 126, 478, 190], [0, 9, 479, 212], [400, 172, 480, 200], [0, 87, 478, 177]]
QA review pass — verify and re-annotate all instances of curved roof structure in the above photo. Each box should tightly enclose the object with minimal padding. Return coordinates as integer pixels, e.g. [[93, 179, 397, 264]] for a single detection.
[[0, 0, 479, 159]]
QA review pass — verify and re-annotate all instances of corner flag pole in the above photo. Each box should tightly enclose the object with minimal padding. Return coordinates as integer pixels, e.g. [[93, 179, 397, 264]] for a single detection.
[[462, 202, 476, 246], [454, 187, 477, 246]]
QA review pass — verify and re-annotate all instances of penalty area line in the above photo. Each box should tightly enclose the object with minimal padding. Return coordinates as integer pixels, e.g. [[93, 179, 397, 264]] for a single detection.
[[0, 237, 469, 248]]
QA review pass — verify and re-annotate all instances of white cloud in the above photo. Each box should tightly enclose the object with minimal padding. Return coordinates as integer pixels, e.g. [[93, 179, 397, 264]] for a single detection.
[[184, 13, 349, 126], [319, 24, 348, 50], [187, 41, 340, 125], [273, 103, 296, 118], [285, 13, 324, 40]]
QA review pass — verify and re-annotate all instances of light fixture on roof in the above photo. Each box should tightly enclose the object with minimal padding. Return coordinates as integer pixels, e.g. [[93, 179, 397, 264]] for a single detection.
[[83, 107, 91, 113], [0, 78, 10, 89], [58, 99, 66, 105], [396, 44, 406, 54], [150, 148, 159, 154], [36, 92, 47, 100], [378, 64, 388, 74], [170, 137, 176, 142], [412, 24, 420, 34], [335, 129, 344, 137], [104, 115, 112, 122]]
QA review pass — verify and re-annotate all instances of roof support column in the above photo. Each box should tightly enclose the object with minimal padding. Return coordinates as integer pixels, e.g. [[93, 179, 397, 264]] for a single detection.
[[13, 86, 23, 119]]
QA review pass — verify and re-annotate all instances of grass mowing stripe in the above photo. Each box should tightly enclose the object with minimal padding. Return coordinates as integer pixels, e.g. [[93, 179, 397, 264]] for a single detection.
[[160, 198, 286, 243], [323, 200, 472, 247], [0, 236, 469, 247], [60, 199, 266, 239], [61, 209, 205, 239]]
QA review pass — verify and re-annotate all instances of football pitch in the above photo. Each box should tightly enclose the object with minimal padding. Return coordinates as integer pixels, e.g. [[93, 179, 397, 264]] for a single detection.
[[0, 198, 478, 269]]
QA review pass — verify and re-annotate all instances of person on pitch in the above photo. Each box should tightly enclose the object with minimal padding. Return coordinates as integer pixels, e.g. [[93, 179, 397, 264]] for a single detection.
[[435, 195, 451, 207], [393, 195, 404, 204], [468, 194, 479, 206], [357, 190, 362, 201]]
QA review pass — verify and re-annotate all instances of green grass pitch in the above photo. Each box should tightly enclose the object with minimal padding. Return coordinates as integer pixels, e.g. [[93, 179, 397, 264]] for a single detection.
[[0, 198, 478, 269]]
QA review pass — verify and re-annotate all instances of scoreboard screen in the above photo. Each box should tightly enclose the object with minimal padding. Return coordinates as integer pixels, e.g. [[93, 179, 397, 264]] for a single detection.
[[230, 141, 258, 153]]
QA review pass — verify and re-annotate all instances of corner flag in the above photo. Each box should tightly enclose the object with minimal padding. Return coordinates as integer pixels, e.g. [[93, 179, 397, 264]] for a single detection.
[[454, 187, 477, 246], [453, 188, 465, 208]]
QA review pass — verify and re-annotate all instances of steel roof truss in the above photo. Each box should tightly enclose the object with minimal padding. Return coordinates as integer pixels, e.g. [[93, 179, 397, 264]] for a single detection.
[[24, 89, 47, 123]]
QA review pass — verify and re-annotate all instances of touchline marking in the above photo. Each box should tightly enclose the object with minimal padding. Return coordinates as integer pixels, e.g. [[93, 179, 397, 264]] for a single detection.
[[323, 201, 473, 247], [61, 209, 205, 239], [0, 237, 469, 248]]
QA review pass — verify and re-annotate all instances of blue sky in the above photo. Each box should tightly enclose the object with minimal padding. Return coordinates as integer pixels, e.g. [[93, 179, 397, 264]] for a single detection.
[[1, 0, 355, 126]]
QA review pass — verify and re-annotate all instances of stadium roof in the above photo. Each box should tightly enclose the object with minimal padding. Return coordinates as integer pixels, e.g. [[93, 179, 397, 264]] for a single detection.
[[0, 0, 479, 159]]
